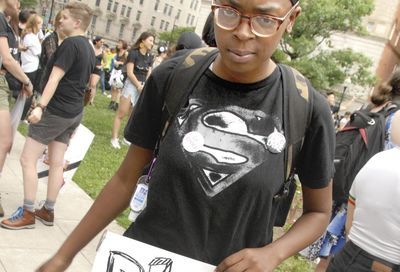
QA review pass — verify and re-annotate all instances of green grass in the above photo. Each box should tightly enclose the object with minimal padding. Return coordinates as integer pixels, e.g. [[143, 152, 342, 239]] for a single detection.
[[19, 92, 314, 270]]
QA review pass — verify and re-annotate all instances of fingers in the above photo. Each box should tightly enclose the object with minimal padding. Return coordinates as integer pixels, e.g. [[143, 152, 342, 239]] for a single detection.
[[215, 251, 244, 272]]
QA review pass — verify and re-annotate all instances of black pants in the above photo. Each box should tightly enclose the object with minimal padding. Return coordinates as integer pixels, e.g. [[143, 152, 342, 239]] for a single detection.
[[327, 241, 400, 272]]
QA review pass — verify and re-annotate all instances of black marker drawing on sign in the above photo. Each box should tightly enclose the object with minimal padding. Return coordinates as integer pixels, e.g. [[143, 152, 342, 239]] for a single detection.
[[106, 251, 173, 272]]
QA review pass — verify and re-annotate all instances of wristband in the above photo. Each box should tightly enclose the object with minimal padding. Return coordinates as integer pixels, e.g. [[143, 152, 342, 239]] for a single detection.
[[36, 103, 46, 111]]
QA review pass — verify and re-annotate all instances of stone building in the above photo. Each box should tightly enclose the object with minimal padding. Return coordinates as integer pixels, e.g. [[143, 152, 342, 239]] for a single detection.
[[38, 0, 202, 44]]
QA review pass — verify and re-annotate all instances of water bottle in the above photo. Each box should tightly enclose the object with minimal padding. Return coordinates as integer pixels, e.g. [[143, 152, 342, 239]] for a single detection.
[[128, 175, 149, 222]]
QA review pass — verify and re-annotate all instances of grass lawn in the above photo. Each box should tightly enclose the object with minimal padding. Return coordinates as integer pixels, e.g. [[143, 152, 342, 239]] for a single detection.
[[19, 92, 315, 271]]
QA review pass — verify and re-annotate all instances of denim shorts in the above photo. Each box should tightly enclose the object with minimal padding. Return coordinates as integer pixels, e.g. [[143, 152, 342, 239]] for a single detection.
[[121, 80, 141, 106], [0, 74, 10, 110], [327, 241, 400, 272], [28, 110, 83, 145]]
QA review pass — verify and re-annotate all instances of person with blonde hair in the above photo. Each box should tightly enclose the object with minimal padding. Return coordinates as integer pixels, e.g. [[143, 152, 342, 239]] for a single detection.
[[20, 13, 43, 119], [0, 0, 33, 217], [1, 2, 95, 230]]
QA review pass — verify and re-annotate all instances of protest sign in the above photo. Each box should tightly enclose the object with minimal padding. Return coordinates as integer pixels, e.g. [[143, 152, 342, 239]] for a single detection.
[[92, 231, 215, 272]]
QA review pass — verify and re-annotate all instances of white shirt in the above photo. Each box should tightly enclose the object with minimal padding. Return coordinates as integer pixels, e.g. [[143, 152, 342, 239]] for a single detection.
[[21, 32, 41, 73], [349, 147, 400, 265]]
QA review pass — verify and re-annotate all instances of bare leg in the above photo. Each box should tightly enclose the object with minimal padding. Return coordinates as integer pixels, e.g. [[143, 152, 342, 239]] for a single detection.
[[20, 137, 47, 203], [111, 95, 131, 140], [0, 110, 12, 173], [46, 141, 68, 203], [88, 74, 101, 105]]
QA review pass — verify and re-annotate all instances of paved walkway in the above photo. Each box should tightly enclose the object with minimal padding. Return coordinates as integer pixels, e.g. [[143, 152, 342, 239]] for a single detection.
[[0, 132, 125, 272]]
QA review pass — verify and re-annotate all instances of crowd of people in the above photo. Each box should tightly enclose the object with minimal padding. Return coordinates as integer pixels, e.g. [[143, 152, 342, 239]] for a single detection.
[[0, 0, 398, 271]]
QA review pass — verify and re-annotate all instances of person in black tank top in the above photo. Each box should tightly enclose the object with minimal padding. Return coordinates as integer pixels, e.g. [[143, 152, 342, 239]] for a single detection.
[[87, 36, 104, 105], [108, 39, 128, 111]]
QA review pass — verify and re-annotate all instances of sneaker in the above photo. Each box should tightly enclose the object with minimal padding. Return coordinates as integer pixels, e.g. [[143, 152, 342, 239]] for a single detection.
[[112, 102, 118, 111], [35, 205, 54, 226], [108, 101, 115, 110], [122, 138, 131, 146], [111, 138, 121, 149], [1, 207, 35, 230]]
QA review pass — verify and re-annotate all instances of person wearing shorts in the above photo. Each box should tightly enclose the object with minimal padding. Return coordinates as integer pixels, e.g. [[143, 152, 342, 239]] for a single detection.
[[1, 2, 95, 230], [110, 31, 154, 149], [0, 0, 34, 218]]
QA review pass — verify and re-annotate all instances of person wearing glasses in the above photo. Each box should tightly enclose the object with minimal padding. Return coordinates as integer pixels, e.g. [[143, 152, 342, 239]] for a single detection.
[[37, 1, 334, 271]]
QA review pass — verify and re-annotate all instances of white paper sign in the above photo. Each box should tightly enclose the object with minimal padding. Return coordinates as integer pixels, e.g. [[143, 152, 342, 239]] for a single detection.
[[92, 231, 216, 272], [36, 124, 94, 183]]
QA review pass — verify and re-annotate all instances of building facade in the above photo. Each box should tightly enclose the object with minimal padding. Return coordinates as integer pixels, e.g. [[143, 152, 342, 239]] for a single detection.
[[38, 0, 202, 45]]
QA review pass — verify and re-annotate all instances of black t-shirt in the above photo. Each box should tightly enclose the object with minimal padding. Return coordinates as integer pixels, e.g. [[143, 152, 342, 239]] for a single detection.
[[0, 12, 19, 69], [46, 36, 95, 118], [126, 49, 153, 83], [124, 56, 335, 265]]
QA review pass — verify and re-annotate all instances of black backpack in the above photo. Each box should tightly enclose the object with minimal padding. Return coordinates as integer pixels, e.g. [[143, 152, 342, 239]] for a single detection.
[[150, 48, 312, 227], [332, 104, 398, 204]]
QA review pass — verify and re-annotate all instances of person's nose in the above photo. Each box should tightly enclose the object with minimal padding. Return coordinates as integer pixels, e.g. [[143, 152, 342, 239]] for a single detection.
[[233, 17, 255, 40]]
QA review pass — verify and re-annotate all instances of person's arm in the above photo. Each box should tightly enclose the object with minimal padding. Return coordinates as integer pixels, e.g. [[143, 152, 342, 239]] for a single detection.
[[215, 182, 332, 272], [126, 61, 143, 92], [36, 145, 153, 272], [0, 36, 33, 95], [345, 198, 355, 238], [28, 65, 65, 123]]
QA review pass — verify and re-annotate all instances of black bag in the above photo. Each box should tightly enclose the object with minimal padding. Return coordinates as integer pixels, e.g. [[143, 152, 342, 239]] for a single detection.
[[332, 104, 398, 204], [5, 72, 22, 99], [141, 48, 312, 227]]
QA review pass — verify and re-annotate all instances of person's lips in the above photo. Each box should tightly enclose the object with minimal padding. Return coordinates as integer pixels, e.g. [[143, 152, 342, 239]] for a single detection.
[[227, 49, 256, 62]]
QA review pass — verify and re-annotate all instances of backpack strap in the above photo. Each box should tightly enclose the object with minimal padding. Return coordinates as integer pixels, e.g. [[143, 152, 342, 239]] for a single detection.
[[154, 47, 219, 155], [279, 64, 312, 181]]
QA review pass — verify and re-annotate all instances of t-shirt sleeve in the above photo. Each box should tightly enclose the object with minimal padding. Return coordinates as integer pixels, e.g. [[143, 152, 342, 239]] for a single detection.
[[0, 15, 8, 38], [124, 57, 182, 150], [24, 34, 41, 56], [349, 179, 357, 204], [126, 50, 138, 64], [297, 88, 336, 189], [53, 38, 77, 72]]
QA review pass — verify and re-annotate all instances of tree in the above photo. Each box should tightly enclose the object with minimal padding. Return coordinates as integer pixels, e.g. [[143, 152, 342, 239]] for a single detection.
[[274, 0, 376, 90], [158, 26, 195, 46], [20, 0, 38, 9]]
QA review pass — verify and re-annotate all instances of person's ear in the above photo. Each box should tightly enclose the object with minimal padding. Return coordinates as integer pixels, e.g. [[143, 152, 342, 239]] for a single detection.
[[286, 7, 301, 33]]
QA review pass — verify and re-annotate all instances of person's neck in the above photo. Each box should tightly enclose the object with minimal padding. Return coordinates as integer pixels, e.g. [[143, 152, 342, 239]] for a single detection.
[[67, 29, 85, 37], [139, 47, 147, 55]]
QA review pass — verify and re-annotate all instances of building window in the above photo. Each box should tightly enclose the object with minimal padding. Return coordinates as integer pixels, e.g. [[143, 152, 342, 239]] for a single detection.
[[119, 24, 125, 38], [136, 11, 142, 21], [154, 0, 159, 11], [163, 3, 168, 14], [95, 0, 101, 7], [113, 2, 119, 13], [160, 20, 164, 30], [190, 0, 194, 9], [132, 27, 138, 41], [139, 0, 144, 4], [151, 16, 156, 26], [91, 15, 97, 29], [168, 5, 173, 16], [121, 5, 126, 16], [165, 22, 169, 31], [107, 0, 113, 11], [126, 7, 132, 17], [177, 9, 181, 19], [194, 0, 198, 10], [106, 19, 112, 33], [190, 15, 195, 25], [186, 14, 190, 24], [180, 0, 183, 3]]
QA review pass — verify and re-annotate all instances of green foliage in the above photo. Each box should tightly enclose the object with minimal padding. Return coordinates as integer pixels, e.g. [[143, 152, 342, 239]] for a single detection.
[[277, 0, 375, 90], [20, 0, 38, 8], [158, 26, 195, 45]]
